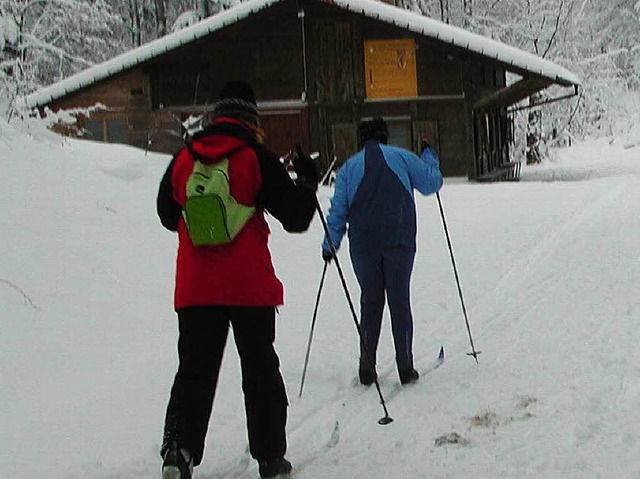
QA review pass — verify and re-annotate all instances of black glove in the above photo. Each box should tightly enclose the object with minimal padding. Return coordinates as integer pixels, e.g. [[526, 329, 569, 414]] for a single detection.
[[293, 144, 319, 191], [322, 248, 334, 263]]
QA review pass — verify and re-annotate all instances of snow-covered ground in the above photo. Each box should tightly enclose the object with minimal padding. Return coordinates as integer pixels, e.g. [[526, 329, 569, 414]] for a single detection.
[[1, 118, 640, 479]]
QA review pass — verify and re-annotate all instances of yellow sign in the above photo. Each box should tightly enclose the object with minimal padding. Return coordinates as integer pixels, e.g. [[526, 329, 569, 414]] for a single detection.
[[364, 39, 418, 99]]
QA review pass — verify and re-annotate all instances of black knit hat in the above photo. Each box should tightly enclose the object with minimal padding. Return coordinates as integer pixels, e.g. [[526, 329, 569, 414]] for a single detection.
[[358, 117, 389, 146], [211, 81, 259, 126]]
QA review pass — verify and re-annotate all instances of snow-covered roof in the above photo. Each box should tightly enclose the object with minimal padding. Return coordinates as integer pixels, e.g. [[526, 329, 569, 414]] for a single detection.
[[336, 0, 580, 86], [23, 0, 580, 109]]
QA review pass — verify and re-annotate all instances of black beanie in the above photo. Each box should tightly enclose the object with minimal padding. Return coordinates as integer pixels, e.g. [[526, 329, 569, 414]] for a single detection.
[[358, 117, 389, 146], [211, 81, 259, 126]]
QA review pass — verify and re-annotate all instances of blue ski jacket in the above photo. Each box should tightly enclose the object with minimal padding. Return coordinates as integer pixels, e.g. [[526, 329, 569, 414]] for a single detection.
[[322, 141, 443, 255]]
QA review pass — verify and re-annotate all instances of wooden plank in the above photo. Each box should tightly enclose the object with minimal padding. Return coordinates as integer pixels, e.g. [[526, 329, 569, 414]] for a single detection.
[[260, 109, 309, 158], [473, 77, 552, 111], [311, 20, 357, 104], [476, 161, 521, 182], [330, 123, 358, 163]]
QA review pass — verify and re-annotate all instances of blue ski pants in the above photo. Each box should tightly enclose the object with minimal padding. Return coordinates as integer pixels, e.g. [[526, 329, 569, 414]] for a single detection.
[[350, 245, 416, 371]]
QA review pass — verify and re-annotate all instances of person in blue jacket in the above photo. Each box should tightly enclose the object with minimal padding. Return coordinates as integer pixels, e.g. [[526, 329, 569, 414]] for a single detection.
[[321, 118, 443, 386]]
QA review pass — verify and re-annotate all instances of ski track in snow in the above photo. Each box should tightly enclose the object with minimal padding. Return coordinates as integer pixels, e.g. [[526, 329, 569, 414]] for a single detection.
[[445, 177, 640, 478], [112, 176, 640, 479], [467, 179, 630, 330]]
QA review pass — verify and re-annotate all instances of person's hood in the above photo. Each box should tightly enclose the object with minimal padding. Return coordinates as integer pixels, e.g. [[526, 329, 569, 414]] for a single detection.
[[189, 118, 254, 162]]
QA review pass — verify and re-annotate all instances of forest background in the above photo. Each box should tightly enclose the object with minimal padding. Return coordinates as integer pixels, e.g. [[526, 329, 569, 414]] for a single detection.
[[0, 0, 639, 160]]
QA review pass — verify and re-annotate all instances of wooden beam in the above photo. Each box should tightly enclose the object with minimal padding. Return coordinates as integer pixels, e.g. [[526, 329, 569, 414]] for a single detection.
[[473, 77, 552, 111]]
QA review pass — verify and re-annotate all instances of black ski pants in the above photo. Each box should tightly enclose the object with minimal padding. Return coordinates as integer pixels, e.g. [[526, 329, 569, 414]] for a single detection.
[[162, 305, 288, 466]]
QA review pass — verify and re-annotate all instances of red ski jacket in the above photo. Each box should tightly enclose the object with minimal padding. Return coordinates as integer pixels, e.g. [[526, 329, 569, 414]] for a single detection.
[[157, 118, 316, 309]]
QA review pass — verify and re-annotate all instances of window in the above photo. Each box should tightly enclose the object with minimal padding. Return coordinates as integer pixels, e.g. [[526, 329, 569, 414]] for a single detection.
[[83, 120, 103, 140], [107, 119, 127, 144], [364, 39, 418, 100], [81, 117, 128, 144]]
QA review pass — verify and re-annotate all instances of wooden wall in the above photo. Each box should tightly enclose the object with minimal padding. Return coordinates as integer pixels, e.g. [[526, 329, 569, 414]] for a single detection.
[[303, 0, 479, 177], [49, 68, 155, 150], [45, 0, 513, 178], [147, 1, 304, 107]]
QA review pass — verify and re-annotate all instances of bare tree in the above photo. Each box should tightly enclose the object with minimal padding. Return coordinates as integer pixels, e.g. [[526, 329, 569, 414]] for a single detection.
[[1, 0, 119, 101], [154, 0, 167, 36], [440, 0, 450, 22], [463, 0, 472, 24], [197, 0, 210, 19], [129, 0, 141, 46]]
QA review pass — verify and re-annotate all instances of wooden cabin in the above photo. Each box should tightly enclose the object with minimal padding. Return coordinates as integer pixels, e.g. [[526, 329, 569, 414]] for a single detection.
[[24, 0, 579, 179]]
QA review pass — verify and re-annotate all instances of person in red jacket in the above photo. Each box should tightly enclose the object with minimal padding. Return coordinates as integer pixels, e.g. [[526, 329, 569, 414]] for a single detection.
[[156, 81, 318, 479]]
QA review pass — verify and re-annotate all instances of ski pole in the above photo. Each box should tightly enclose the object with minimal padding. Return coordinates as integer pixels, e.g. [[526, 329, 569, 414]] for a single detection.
[[436, 191, 481, 363], [298, 260, 328, 398], [315, 197, 394, 426]]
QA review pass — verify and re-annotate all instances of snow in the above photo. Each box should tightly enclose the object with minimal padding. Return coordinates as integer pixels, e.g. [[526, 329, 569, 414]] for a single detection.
[[22, 0, 578, 110], [0, 14, 18, 50], [172, 10, 206, 32], [1, 117, 640, 479]]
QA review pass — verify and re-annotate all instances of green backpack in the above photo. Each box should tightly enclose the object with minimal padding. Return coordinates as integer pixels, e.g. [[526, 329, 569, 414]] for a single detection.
[[183, 157, 255, 246]]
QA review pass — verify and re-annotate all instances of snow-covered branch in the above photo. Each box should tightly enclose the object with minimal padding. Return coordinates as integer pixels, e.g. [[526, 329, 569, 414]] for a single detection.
[[17, 35, 94, 67]]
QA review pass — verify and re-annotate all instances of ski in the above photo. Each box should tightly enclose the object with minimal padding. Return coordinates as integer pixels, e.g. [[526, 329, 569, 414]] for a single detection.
[[415, 345, 445, 379], [432, 345, 445, 370], [384, 346, 445, 403]]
